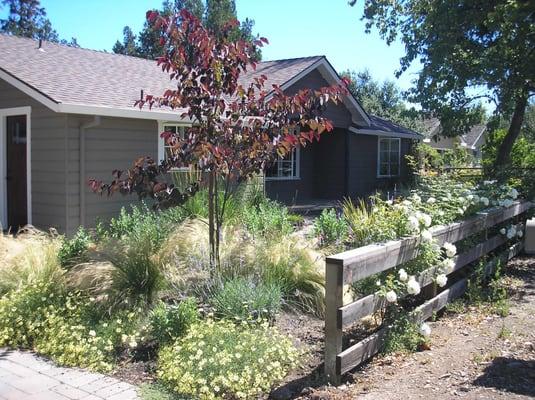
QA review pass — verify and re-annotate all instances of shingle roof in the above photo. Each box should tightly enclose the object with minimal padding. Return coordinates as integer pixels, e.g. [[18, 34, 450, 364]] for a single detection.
[[0, 34, 321, 111], [366, 115, 423, 138]]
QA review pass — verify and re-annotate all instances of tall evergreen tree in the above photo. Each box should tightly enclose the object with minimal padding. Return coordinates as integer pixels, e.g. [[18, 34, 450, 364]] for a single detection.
[[114, 0, 260, 60], [1, 0, 78, 45], [112, 26, 139, 56]]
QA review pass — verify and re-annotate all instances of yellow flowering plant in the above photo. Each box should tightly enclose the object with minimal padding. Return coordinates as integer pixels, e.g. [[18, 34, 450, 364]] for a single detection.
[[157, 319, 301, 399]]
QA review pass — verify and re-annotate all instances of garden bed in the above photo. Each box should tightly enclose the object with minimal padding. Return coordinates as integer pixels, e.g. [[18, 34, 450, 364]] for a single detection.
[[0, 174, 532, 399]]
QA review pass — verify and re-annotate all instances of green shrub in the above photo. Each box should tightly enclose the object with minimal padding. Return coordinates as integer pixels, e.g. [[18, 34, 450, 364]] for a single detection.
[[343, 197, 411, 247], [381, 306, 427, 354], [58, 227, 92, 267], [0, 281, 144, 372], [242, 199, 293, 238], [149, 299, 199, 345], [313, 208, 348, 246], [158, 320, 300, 399], [208, 278, 282, 321]]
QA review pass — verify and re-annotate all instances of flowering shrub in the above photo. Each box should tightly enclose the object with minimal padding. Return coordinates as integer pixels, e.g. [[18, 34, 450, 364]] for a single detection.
[[0, 280, 144, 372], [241, 199, 294, 238], [158, 320, 300, 399]]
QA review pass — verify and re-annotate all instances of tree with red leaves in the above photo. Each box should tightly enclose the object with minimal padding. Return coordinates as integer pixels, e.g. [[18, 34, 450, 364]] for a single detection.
[[90, 9, 349, 269]]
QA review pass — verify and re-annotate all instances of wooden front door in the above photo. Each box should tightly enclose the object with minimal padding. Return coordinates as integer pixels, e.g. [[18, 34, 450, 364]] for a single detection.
[[6, 115, 27, 230]]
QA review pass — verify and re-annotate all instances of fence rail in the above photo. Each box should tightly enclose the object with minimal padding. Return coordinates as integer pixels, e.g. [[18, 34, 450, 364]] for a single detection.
[[324, 200, 533, 384]]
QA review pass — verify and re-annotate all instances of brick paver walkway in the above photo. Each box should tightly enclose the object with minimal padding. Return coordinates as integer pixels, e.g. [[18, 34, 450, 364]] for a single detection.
[[0, 348, 139, 400]]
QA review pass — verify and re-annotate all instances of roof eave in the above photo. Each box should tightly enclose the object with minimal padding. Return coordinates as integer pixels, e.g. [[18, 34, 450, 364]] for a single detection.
[[349, 126, 423, 140]]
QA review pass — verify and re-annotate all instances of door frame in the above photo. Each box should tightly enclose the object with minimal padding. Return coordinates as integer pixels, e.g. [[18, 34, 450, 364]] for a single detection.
[[0, 106, 32, 229]]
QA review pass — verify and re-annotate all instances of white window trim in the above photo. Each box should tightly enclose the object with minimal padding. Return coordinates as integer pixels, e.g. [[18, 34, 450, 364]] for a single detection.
[[377, 136, 401, 178], [265, 147, 301, 181], [157, 121, 193, 171], [0, 106, 32, 229]]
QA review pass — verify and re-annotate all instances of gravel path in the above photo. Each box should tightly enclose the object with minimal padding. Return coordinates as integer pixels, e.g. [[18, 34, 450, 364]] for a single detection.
[[0, 349, 139, 400]]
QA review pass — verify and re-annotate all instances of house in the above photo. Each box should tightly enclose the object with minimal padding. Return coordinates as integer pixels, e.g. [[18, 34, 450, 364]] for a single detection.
[[423, 118, 487, 162], [0, 34, 421, 234]]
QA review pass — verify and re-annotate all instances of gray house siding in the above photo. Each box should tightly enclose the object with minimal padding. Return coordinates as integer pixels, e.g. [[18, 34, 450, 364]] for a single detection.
[[71, 115, 158, 230], [346, 134, 412, 200], [0, 79, 69, 232]]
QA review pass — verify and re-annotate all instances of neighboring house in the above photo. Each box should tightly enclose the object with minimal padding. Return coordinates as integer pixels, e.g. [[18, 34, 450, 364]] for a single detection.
[[0, 34, 421, 234], [423, 118, 487, 162]]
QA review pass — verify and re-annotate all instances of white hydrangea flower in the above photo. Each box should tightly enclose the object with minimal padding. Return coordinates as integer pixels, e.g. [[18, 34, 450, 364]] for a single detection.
[[500, 228, 506, 235], [509, 188, 518, 199], [420, 213, 432, 228], [436, 274, 448, 288], [420, 322, 431, 337], [443, 242, 457, 258], [427, 197, 436, 204], [376, 280, 382, 287], [503, 199, 513, 208], [506, 226, 517, 239], [517, 230, 524, 238], [385, 290, 397, 303], [88, 330, 96, 337], [408, 215, 420, 231], [421, 229, 433, 242], [472, 195, 479, 203], [407, 277, 421, 295], [441, 258, 455, 273], [398, 268, 408, 282], [412, 194, 422, 203], [480, 196, 489, 206], [498, 200, 505, 207]]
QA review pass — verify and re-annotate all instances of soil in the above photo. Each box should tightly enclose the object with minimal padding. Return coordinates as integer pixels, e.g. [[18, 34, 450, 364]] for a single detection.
[[272, 255, 535, 400]]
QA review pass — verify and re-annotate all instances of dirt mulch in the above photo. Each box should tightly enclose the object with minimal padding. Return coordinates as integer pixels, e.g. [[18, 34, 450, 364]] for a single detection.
[[274, 255, 535, 400]]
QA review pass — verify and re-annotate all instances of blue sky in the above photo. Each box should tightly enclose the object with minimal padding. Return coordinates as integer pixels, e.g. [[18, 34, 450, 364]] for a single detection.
[[0, 0, 421, 91]]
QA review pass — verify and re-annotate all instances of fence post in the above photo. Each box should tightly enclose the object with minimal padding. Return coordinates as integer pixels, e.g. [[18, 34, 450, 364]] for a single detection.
[[325, 260, 343, 385]]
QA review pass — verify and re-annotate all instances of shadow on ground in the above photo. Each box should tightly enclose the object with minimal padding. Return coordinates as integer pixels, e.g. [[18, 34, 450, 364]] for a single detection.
[[472, 357, 535, 397]]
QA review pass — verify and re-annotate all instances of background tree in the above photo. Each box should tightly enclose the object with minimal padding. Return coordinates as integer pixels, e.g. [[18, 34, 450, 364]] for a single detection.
[[342, 69, 423, 132], [1, 0, 78, 46], [114, 0, 261, 60], [112, 26, 139, 56], [93, 9, 348, 269], [351, 0, 535, 167]]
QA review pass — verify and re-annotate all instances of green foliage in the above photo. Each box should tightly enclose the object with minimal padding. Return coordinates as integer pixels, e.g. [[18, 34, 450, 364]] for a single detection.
[[381, 306, 427, 354], [313, 208, 348, 247], [157, 319, 300, 399], [355, 0, 534, 164], [0, 280, 143, 372], [208, 277, 282, 321], [341, 69, 424, 132], [1, 0, 78, 45], [343, 197, 411, 248], [149, 299, 199, 345], [242, 199, 293, 238], [57, 227, 92, 268], [107, 235, 165, 307]]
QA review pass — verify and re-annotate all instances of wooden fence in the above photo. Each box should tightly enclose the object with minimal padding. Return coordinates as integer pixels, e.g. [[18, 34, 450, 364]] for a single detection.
[[324, 200, 533, 384]]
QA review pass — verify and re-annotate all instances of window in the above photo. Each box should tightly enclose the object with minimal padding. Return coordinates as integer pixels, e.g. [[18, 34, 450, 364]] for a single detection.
[[377, 137, 400, 177], [157, 123, 189, 170], [265, 148, 300, 180]]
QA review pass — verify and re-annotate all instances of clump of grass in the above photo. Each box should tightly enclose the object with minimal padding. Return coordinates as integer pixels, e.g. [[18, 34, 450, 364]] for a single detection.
[[58, 227, 92, 268], [207, 277, 282, 321]]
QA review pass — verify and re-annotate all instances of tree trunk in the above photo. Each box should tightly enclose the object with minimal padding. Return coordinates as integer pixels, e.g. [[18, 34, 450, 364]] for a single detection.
[[208, 170, 216, 270], [494, 93, 528, 167]]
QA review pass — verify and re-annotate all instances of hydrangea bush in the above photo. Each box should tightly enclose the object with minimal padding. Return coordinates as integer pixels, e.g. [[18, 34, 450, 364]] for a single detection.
[[158, 319, 300, 399]]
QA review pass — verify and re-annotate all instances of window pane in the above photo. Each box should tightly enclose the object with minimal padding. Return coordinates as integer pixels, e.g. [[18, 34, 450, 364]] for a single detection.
[[379, 139, 389, 151], [389, 150, 399, 163], [266, 162, 278, 177], [390, 139, 400, 151], [379, 163, 389, 176], [379, 151, 389, 164]]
